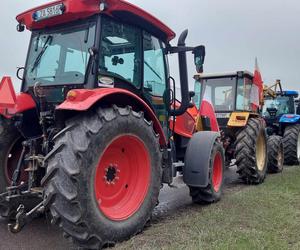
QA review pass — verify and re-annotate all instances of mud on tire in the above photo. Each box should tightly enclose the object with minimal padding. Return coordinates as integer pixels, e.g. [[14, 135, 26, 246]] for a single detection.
[[267, 135, 284, 173], [235, 118, 268, 184], [42, 106, 162, 249], [282, 124, 300, 165], [189, 142, 224, 204]]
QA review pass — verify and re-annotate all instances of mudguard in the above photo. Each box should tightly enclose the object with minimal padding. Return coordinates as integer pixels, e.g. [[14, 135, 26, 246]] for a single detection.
[[199, 100, 219, 132], [57, 88, 167, 145], [279, 114, 300, 124], [183, 131, 220, 187]]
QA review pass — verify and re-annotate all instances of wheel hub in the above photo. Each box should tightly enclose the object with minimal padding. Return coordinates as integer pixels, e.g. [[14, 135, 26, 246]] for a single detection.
[[104, 165, 120, 185], [256, 130, 266, 171], [94, 135, 151, 221]]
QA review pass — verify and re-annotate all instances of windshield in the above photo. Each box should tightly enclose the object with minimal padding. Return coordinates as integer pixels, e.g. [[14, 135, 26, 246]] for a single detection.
[[262, 96, 294, 117], [199, 77, 236, 111], [24, 21, 96, 86]]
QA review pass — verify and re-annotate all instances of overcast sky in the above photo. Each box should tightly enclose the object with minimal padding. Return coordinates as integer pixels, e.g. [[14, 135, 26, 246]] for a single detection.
[[1, 0, 299, 92]]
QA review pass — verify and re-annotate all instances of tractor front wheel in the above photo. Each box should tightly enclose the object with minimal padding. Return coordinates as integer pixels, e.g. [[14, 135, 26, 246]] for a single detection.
[[235, 118, 268, 184], [43, 106, 162, 249], [282, 124, 300, 165], [189, 142, 224, 204], [267, 135, 284, 173]]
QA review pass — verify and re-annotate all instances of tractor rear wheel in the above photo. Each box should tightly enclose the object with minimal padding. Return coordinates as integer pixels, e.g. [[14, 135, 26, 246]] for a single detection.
[[189, 141, 224, 204], [43, 106, 162, 249], [282, 124, 300, 165], [235, 118, 268, 184], [267, 135, 284, 173]]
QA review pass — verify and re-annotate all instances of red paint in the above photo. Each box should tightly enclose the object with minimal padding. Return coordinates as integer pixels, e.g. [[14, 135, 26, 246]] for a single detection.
[[212, 152, 222, 192], [17, 0, 175, 42], [58, 88, 167, 145], [252, 58, 264, 110], [0, 77, 36, 118], [0, 77, 17, 108], [199, 100, 219, 132], [94, 135, 150, 221], [170, 102, 197, 138]]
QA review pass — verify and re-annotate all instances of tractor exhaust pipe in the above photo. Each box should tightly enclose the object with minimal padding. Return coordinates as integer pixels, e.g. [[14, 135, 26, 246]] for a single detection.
[[170, 29, 190, 116]]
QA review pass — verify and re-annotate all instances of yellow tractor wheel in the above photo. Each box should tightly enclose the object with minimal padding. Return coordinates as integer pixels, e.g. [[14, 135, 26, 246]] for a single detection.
[[235, 118, 268, 184]]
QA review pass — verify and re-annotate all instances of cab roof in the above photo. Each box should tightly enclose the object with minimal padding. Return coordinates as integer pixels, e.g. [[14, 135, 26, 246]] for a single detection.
[[16, 0, 176, 42], [194, 71, 254, 80]]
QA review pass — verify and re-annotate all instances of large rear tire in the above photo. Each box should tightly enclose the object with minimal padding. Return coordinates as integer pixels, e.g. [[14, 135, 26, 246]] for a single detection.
[[42, 106, 162, 249], [189, 141, 224, 204], [0, 117, 26, 192], [267, 135, 284, 173], [282, 124, 300, 165], [235, 118, 268, 184]]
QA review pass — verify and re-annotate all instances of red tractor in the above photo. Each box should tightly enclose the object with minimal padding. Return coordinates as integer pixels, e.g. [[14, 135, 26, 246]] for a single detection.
[[0, 0, 224, 248]]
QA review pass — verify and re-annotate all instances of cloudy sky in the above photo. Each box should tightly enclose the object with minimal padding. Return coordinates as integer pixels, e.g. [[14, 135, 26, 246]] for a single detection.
[[1, 0, 299, 91]]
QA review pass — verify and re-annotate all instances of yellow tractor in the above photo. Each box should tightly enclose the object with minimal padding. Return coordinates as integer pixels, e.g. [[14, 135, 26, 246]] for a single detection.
[[193, 71, 283, 183]]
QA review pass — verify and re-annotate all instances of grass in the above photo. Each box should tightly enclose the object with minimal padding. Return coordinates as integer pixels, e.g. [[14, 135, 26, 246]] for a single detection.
[[115, 166, 300, 250]]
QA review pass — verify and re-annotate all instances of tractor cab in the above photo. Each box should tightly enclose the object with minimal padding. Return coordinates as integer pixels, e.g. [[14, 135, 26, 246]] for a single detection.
[[194, 71, 256, 129], [0, 0, 206, 139], [17, 0, 177, 112], [262, 84, 300, 135], [263, 90, 299, 118]]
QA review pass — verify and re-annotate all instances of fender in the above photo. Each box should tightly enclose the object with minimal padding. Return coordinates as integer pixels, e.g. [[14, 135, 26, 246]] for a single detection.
[[170, 103, 197, 138], [183, 131, 220, 187], [57, 88, 167, 145], [0, 77, 36, 118], [279, 114, 300, 124], [199, 99, 219, 132]]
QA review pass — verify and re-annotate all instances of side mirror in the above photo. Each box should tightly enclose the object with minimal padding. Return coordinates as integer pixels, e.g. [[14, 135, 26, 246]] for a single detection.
[[16, 23, 25, 32], [193, 45, 205, 73], [16, 67, 25, 81]]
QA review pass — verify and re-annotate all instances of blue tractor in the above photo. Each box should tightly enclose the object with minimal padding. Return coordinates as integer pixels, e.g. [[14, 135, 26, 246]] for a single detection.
[[262, 80, 300, 166]]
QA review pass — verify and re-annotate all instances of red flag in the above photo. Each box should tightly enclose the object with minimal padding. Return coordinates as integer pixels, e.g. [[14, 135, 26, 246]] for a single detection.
[[250, 58, 263, 110]]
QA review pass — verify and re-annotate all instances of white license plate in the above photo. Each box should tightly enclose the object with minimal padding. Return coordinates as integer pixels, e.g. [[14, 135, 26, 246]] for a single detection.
[[34, 4, 64, 22]]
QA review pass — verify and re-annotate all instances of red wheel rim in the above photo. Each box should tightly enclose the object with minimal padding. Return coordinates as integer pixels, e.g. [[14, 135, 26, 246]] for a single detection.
[[212, 152, 222, 192], [94, 135, 151, 221], [4, 138, 28, 184]]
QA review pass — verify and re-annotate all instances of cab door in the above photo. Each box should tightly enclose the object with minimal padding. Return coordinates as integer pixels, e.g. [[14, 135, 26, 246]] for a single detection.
[[143, 31, 168, 128]]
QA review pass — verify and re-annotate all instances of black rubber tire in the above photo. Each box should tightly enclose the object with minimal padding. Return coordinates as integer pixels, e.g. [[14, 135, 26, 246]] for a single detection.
[[282, 124, 300, 165], [267, 135, 284, 173], [0, 117, 21, 192], [189, 141, 224, 204], [0, 117, 24, 218], [235, 118, 268, 184], [42, 106, 162, 249]]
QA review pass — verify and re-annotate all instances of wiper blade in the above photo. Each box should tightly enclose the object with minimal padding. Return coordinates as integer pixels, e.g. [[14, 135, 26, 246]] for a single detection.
[[31, 35, 53, 73]]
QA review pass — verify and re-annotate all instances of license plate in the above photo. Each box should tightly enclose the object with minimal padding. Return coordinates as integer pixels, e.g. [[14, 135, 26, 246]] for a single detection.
[[33, 3, 64, 22]]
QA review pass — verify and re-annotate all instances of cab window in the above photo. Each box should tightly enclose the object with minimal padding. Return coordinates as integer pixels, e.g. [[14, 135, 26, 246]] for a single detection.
[[99, 17, 142, 88], [143, 32, 167, 96], [236, 77, 252, 111]]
